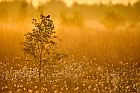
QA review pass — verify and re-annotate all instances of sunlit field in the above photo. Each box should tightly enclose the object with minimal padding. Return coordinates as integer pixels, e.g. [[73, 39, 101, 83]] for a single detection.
[[0, 0, 140, 93]]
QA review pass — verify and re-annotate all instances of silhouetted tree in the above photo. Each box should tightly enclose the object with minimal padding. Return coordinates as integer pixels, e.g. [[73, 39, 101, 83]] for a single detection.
[[22, 14, 58, 87]]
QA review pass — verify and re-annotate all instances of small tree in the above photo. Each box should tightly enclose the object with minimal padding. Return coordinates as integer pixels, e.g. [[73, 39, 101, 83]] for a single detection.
[[102, 11, 124, 30], [23, 14, 58, 84], [60, 10, 84, 26]]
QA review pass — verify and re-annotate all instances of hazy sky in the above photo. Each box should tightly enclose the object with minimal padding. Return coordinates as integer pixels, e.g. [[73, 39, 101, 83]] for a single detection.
[[61, 0, 138, 7], [0, 0, 138, 7]]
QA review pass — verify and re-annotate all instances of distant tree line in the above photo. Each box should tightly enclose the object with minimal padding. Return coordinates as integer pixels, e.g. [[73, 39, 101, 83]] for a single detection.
[[0, 0, 140, 23]]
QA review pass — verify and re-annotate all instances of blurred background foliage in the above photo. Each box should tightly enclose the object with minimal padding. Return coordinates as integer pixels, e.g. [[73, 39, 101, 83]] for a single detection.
[[0, 0, 140, 23]]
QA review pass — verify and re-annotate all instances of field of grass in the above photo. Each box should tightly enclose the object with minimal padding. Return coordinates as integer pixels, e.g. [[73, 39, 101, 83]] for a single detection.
[[0, 20, 140, 93]]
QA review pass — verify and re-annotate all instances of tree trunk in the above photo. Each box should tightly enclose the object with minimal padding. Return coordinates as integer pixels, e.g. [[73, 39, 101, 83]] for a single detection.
[[39, 61, 41, 83], [38, 57, 42, 92], [39, 65, 41, 92]]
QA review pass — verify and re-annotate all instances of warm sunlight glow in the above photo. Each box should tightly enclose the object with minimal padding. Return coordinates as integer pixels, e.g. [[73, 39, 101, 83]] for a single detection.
[[0, 0, 140, 92], [33, 0, 138, 7], [0, 0, 138, 7], [61, 0, 138, 6], [26, 0, 49, 7], [32, 0, 39, 7]]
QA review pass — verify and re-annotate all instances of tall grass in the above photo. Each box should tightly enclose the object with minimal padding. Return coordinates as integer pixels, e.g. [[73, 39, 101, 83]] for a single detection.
[[0, 20, 140, 93]]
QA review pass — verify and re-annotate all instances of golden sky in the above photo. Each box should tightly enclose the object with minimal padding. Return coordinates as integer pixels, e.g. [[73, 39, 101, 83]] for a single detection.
[[61, 0, 138, 7], [0, 0, 138, 7]]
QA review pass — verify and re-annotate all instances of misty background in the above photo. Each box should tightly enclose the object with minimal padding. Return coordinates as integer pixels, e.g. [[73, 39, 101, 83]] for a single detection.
[[0, 0, 140, 22], [0, 0, 140, 93], [0, 0, 140, 65]]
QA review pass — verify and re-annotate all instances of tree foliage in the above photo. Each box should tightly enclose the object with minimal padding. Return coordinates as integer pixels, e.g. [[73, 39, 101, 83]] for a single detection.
[[22, 14, 58, 84], [23, 14, 57, 61], [102, 11, 124, 30], [60, 11, 84, 26]]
